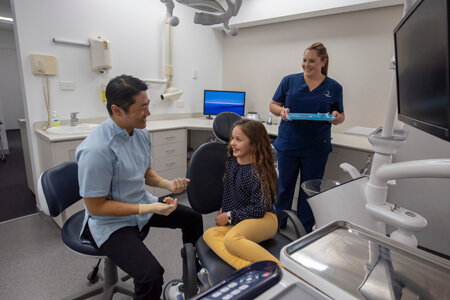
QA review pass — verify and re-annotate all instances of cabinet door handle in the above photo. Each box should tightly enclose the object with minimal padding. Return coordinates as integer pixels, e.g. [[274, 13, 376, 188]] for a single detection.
[[165, 149, 176, 154], [165, 162, 176, 167], [165, 136, 176, 140]]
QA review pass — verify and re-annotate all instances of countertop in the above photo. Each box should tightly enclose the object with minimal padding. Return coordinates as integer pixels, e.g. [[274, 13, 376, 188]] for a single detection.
[[34, 117, 374, 152]]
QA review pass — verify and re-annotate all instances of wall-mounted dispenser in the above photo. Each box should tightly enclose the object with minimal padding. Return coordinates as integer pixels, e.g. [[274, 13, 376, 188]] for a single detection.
[[89, 37, 111, 74]]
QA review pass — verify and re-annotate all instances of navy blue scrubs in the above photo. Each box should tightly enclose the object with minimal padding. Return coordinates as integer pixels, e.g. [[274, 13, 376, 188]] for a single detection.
[[272, 73, 343, 232]]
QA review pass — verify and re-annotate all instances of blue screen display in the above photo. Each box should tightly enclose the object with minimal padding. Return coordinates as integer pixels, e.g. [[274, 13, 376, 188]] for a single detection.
[[204, 90, 246, 116]]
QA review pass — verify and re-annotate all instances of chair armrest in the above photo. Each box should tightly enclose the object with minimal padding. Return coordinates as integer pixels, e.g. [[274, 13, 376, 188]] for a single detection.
[[181, 243, 198, 298], [277, 210, 307, 238]]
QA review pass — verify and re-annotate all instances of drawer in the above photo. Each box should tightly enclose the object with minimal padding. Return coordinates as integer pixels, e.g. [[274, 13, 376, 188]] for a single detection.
[[153, 141, 186, 159], [151, 167, 187, 198], [152, 129, 186, 146], [153, 154, 186, 172]]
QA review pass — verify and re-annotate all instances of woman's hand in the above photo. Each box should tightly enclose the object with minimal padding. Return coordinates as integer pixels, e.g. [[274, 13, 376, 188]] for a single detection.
[[280, 108, 290, 121], [269, 100, 290, 121], [164, 177, 190, 194], [329, 111, 345, 125], [139, 197, 178, 216], [215, 212, 229, 226]]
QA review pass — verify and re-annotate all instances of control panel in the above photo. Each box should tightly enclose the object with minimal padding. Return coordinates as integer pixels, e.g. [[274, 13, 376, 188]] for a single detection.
[[192, 261, 281, 300]]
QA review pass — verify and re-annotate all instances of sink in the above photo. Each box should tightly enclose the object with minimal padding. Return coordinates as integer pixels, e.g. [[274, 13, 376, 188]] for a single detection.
[[301, 179, 341, 197], [46, 124, 98, 135]]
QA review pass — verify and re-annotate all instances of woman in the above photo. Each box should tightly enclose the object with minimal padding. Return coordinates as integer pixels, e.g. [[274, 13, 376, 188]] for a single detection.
[[269, 42, 345, 233]]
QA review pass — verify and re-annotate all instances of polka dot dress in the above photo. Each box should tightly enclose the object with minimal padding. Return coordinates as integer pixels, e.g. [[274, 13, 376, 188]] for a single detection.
[[222, 157, 275, 226]]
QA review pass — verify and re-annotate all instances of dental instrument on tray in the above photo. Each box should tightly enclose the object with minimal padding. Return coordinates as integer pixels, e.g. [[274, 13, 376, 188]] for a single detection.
[[286, 112, 335, 121]]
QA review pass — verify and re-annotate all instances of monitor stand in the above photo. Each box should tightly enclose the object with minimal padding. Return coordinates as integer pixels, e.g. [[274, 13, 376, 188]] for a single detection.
[[206, 115, 213, 120]]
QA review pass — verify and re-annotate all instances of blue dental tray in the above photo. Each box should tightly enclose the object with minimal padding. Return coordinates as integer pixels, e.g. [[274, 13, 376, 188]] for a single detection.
[[286, 113, 335, 121]]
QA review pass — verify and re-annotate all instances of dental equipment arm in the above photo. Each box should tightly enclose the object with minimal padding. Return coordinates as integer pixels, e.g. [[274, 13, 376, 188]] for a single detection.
[[161, 0, 243, 36], [194, 0, 239, 36], [335, 0, 449, 249], [161, 0, 180, 26]]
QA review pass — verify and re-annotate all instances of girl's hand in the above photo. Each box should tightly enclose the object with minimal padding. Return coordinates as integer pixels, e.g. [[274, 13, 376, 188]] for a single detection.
[[217, 208, 222, 216], [215, 212, 228, 226]]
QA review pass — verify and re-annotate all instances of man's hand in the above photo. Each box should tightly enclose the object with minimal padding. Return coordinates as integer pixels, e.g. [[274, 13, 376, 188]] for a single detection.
[[139, 197, 178, 216], [165, 177, 190, 194]]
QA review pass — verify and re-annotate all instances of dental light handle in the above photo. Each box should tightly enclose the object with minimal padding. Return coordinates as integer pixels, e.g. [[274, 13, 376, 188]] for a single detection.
[[161, 0, 180, 26]]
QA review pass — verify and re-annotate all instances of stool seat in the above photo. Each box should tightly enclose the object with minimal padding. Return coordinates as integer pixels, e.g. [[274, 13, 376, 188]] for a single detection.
[[37, 161, 150, 299], [62, 210, 150, 256], [62, 210, 102, 256]]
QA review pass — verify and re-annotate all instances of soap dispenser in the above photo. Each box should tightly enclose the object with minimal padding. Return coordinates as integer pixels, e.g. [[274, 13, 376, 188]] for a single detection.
[[52, 111, 60, 127]]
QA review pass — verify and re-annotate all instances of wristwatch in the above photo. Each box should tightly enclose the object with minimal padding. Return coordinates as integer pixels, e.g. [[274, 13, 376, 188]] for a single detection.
[[227, 211, 232, 224]]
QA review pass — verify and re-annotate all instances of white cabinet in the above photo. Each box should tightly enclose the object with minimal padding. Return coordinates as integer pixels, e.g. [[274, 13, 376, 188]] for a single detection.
[[147, 129, 187, 198]]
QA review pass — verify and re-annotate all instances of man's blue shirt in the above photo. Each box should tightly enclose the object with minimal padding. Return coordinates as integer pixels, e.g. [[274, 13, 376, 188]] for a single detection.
[[75, 117, 158, 247]]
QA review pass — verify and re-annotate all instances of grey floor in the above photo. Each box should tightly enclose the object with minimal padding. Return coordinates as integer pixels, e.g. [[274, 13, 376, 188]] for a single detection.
[[0, 192, 213, 300], [0, 192, 298, 300]]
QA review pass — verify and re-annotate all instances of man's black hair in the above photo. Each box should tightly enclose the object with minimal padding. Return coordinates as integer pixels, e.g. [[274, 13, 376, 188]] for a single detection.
[[105, 74, 148, 115]]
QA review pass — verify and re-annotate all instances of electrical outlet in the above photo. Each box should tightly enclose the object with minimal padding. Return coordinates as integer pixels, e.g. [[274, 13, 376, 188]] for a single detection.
[[60, 81, 76, 91], [192, 68, 198, 79], [177, 101, 184, 108]]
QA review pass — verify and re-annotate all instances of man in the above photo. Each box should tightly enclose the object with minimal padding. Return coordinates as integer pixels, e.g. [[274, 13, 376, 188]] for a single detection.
[[76, 74, 203, 299]]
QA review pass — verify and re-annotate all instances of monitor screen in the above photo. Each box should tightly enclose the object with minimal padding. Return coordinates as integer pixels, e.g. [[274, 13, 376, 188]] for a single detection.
[[203, 90, 246, 118], [394, 0, 450, 141]]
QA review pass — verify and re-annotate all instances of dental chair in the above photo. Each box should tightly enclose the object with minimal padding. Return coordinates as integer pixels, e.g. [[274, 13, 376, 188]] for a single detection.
[[181, 112, 306, 298], [37, 161, 149, 299]]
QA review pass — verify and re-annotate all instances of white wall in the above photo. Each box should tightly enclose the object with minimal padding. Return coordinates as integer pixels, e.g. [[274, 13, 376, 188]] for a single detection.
[[222, 5, 403, 128], [11, 0, 224, 189]]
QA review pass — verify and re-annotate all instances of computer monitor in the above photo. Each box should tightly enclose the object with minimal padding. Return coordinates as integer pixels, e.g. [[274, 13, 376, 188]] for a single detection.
[[394, 0, 450, 141], [203, 90, 246, 119]]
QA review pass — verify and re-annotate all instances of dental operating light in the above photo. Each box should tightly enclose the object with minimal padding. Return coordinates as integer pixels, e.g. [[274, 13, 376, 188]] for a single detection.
[[160, 0, 242, 36]]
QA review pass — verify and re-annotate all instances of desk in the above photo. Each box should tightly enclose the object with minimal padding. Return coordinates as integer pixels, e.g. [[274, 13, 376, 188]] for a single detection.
[[35, 116, 373, 186], [35, 117, 370, 147]]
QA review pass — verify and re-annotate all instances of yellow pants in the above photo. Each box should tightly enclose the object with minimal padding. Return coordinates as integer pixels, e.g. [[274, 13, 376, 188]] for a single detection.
[[203, 212, 282, 270]]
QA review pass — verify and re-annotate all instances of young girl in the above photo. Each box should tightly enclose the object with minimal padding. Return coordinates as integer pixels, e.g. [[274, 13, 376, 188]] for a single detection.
[[203, 118, 281, 270]]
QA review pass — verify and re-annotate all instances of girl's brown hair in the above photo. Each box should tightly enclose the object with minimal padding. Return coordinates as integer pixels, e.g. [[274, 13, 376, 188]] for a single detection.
[[225, 119, 277, 206], [305, 42, 329, 76]]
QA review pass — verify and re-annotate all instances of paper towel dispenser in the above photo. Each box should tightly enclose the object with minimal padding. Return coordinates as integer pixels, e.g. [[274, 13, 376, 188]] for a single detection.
[[89, 37, 111, 74]]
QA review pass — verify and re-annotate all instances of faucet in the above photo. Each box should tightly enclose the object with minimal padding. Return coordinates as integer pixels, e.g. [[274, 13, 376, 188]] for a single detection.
[[70, 112, 79, 126], [360, 155, 372, 176], [267, 112, 273, 125]]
